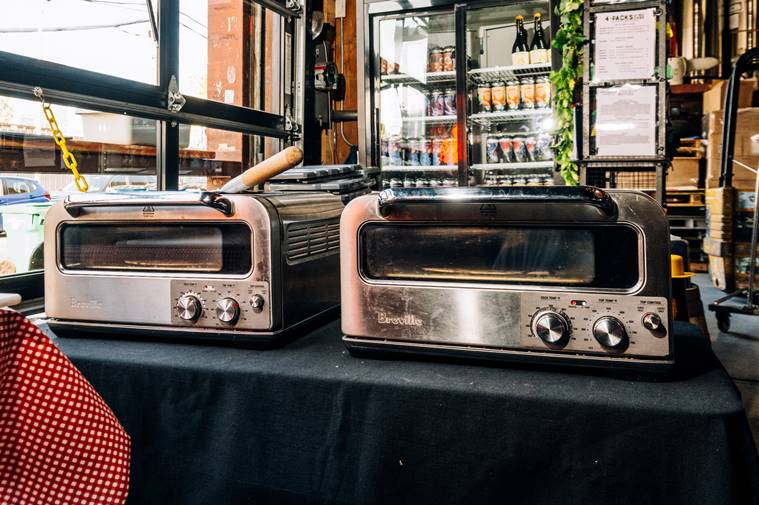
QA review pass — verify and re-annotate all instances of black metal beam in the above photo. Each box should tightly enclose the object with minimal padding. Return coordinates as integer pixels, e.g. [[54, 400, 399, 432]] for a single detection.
[[158, 0, 180, 190], [0, 51, 288, 138], [454, 3, 468, 187]]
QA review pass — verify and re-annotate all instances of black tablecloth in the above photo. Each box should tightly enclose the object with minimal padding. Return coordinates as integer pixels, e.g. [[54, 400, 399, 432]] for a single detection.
[[46, 321, 759, 505]]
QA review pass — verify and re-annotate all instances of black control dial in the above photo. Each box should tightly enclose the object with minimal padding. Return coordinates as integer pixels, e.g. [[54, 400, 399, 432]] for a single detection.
[[592, 316, 629, 351], [531, 310, 571, 347]]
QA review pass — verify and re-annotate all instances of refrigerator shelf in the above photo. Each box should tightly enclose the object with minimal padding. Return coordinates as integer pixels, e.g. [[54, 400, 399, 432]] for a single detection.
[[472, 161, 554, 171], [381, 71, 456, 86], [401, 114, 457, 124], [470, 109, 551, 125], [381, 165, 458, 172], [468, 63, 551, 84]]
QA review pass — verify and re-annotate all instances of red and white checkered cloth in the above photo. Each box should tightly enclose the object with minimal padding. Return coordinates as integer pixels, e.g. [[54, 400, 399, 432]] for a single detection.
[[0, 309, 130, 504]]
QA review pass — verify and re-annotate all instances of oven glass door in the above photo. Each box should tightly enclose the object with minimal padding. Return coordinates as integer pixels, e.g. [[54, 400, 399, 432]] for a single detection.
[[360, 224, 639, 288], [59, 223, 252, 274]]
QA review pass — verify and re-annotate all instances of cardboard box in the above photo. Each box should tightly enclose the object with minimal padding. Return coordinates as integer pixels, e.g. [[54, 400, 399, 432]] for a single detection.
[[702, 79, 755, 114], [667, 157, 700, 189], [706, 154, 759, 190]]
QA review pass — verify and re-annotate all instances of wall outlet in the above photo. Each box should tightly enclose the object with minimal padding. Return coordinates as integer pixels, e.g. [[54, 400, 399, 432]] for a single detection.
[[335, 0, 346, 18]]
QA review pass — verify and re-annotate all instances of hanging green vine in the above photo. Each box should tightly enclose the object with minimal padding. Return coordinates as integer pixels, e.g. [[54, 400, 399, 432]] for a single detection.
[[550, 0, 585, 185]]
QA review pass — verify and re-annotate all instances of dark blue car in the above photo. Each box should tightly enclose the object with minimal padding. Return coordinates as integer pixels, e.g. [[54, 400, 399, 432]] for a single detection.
[[0, 176, 50, 234]]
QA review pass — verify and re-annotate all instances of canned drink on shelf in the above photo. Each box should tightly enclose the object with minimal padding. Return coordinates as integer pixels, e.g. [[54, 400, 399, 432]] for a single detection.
[[429, 47, 444, 72], [484, 176, 498, 186], [536, 133, 552, 161], [432, 137, 444, 166], [380, 137, 390, 165], [520, 77, 536, 109], [403, 178, 414, 188], [486, 135, 500, 163], [513, 177, 527, 186], [380, 58, 389, 76], [424, 91, 434, 116], [512, 136, 529, 162], [443, 88, 456, 116], [499, 177, 514, 186], [415, 178, 426, 188], [527, 177, 542, 186], [442, 178, 457, 187], [430, 179, 441, 187], [419, 138, 433, 166], [535, 76, 551, 109], [442, 46, 456, 72], [431, 90, 445, 116], [388, 136, 402, 166], [477, 84, 492, 113], [506, 80, 521, 111], [389, 178, 402, 188], [382, 179, 390, 189], [498, 135, 514, 163], [407, 137, 422, 166], [524, 136, 537, 161], [543, 176, 554, 186], [491, 81, 507, 112], [393, 62, 401, 75]]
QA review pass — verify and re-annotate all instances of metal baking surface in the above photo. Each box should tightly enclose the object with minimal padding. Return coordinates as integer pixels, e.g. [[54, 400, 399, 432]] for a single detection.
[[340, 186, 673, 370], [44, 191, 343, 344]]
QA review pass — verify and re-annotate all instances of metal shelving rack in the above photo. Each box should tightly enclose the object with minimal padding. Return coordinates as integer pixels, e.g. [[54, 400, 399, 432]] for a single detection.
[[579, 0, 668, 205]]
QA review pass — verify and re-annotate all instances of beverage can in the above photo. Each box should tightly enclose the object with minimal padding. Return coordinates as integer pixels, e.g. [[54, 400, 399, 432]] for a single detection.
[[380, 58, 388, 75], [382, 179, 390, 189], [407, 137, 421, 166], [491, 81, 507, 112], [429, 47, 444, 73], [380, 137, 390, 165], [443, 88, 456, 116], [512, 136, 529, 162], [513, 177, 527, 186], [389, 178, 402, 188], [524, 136, 537, 161], [403, 178, 414, 188], [424, 91, 434, 116], [430, 179, 441, 187], [432, 137, 444, 166], [520, 78, 535, 109], [527, 177, 542, 186], [388, 136, 402, 166], [419, 138, 433, 166], [477, 84, 492, 113], [486, 135, 500, 163], [431, 91, 445, 116], [506, 80, 521, 110], [535, 77, 551, 108], [415, 178, 426, 188], [536, 133, 553, 161], [442, 46, 455, 72], [498, 135, 514, 163], [442, 178, 456, 187]]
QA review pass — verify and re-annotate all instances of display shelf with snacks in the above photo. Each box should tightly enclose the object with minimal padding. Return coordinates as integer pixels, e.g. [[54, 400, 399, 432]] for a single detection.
[[468, 63, 551, 84]]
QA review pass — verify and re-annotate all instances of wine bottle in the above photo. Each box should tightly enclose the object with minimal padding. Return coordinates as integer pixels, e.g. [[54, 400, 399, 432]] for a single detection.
[[529, 13, 550, 64], [512, 16, 530, 66]]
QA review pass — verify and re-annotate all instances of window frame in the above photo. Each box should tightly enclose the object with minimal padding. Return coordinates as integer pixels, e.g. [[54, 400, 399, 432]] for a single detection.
[[0, 0, 303, 304]]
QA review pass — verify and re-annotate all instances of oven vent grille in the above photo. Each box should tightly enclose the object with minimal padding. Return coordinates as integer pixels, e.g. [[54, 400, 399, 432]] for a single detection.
[[286, 220, 340, 262]]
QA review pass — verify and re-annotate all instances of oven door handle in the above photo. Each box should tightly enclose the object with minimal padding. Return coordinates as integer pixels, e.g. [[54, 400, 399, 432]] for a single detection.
[[63, 192, 234, 217], [377, 186, 617, 216]]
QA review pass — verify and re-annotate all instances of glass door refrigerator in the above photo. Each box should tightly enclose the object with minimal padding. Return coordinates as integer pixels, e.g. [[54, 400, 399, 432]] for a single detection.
[[357, 0, 558, 188]]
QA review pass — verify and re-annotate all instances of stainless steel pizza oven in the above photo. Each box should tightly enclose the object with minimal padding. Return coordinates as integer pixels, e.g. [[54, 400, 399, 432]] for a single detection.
[[340, 186, 673, 370], [44, 191, 343, 345]]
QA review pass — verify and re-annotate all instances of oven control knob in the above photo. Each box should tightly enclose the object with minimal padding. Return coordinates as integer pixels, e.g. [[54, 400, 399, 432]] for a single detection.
[[641, 312, 666, 336], [216, 298, 240, 324], [176, 295, 202, 322], [532, 310, 571, 347], [249, 295, 265, 313], [593, 316, 629, 350]]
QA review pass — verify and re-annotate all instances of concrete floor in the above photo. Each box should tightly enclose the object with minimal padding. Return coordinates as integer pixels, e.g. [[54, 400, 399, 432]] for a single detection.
[[693, 273, 759, 446]]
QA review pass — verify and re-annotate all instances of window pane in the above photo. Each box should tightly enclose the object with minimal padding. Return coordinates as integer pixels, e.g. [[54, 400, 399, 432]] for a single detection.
[[0, 95, 157, 277], [179, 124, 282, 191], [179, 0, 285, 113], [0, 0, 158, 84]]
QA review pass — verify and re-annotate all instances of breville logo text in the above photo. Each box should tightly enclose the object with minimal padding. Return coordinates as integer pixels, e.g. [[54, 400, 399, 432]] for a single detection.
[[376, 312, 423, 327], [70, 297, 103, 310]]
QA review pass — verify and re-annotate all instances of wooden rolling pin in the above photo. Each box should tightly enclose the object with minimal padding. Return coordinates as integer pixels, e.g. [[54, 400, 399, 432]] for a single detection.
[[221, 145, 303, 193]]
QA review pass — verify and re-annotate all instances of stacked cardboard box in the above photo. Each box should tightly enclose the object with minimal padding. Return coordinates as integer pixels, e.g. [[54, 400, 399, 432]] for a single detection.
[[704, 108, 759, 189], [704, 187, 758, 290]]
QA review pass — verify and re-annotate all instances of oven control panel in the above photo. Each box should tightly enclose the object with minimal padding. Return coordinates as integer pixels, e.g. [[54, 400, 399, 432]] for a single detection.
[[520, 293, 670, 357], [170, 280, 271, 330]]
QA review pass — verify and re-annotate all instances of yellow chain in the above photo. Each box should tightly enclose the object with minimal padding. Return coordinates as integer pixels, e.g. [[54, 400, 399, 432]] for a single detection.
[[33, 87, 88, 192]]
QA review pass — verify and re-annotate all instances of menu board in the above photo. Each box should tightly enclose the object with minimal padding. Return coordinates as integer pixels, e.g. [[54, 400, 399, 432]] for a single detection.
[[594, 8, 656, 81], [595, 86, 657, 157]]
